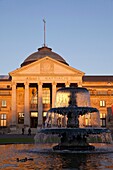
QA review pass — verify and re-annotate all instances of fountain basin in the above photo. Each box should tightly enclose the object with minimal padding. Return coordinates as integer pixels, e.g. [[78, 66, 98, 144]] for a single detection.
[[48, 106, 98, 115], [38, 127, 111, 135], [35, 87, 112, 151], [35, 127, 112, 143]]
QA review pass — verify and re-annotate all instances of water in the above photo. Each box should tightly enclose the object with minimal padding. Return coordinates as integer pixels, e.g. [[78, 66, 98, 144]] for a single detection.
[[0, 144, 113, 169]]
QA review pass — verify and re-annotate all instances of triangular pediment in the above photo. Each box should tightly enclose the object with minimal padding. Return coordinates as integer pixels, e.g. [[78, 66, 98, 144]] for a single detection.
[[9, 57, 84, 77]]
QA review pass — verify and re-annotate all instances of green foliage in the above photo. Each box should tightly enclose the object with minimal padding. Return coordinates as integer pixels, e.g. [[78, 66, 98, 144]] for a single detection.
[[0, 137, 34, 144]]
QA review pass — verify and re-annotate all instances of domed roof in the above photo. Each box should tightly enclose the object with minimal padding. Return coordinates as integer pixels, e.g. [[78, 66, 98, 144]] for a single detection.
[[21, 46, 69, 67]]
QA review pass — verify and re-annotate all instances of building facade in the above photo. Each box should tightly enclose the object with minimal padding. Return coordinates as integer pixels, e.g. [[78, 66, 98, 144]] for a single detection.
[[0, 46, 113, 133]]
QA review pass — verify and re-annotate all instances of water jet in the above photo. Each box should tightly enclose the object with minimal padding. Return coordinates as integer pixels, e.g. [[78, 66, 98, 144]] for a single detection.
[[35, 87, 112, 151]]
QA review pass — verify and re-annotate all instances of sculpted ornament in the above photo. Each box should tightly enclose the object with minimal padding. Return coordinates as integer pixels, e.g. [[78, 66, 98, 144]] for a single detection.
[[40, 61, 54, 73]]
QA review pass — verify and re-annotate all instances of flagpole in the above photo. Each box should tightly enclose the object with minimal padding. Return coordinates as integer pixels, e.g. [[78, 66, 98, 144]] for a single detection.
[[43, 19, 46, 46]]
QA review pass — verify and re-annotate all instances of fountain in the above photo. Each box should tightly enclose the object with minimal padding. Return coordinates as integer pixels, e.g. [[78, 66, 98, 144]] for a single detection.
[[35, 87, 112, 151]]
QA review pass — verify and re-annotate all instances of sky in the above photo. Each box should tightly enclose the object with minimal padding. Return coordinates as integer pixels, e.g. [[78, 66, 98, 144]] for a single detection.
[[0, 0, 113, 75]]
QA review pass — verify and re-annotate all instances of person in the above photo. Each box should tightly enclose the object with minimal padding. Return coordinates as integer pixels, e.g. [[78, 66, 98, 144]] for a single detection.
[[22, 127, 24, 135], [28, 128, 31, 135]]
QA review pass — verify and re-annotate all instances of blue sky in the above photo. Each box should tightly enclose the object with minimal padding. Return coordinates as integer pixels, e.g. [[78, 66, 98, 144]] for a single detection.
[[0, 0, 113, 75]]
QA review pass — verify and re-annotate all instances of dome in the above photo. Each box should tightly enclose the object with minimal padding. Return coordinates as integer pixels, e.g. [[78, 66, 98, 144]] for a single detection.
[[21, 46, 69, 67]]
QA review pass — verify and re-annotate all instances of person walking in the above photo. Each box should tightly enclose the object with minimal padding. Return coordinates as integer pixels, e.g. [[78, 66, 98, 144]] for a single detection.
[[22, 127, 24, 135], [28, 128, 31, 135]]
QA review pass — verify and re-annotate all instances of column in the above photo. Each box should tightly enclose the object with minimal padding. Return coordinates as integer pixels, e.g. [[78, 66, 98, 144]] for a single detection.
[[11, 82, 17, 128], [65, 81, 70, 87], [24, 82, 30, 127], [52, 81, 57, 108], [38, 82, 43, 127], [78, 81, 82, 87]]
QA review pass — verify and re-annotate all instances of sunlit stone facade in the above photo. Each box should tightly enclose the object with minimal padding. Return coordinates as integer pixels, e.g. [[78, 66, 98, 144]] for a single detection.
[[0, 46, 113, 133]]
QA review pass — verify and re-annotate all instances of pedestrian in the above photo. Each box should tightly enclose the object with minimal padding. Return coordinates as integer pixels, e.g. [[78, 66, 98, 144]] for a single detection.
[[22, 127, 24, 135], [28, 128, 31, 135]]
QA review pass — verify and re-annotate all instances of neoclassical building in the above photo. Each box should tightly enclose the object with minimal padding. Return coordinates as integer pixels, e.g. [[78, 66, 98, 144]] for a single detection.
[[0, 45, 113, 133]]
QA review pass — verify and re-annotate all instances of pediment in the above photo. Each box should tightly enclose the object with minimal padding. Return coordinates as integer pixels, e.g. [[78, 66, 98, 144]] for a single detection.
[[9, 57, 84, 77]]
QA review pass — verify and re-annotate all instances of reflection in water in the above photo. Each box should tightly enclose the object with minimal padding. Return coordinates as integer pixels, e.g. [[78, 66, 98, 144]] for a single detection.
[[0, 144, 113, 169]]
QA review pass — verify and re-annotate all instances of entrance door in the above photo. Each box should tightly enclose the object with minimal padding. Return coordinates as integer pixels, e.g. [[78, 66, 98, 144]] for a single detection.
[[30, 112, 38, 128]]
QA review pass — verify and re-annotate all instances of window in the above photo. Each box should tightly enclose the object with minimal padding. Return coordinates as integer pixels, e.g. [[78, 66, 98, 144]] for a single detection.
[[31, 112, 38, 117], [31, 90, 38, 104], [70, 83, 78, 87], [43, 112, 47, 117], [43, 112, 47, 127], [100, 100, 106, 107], [30, 112, 38, 128], [100, 113, 106, 127], [0, 114, 7, 127], [1, 100, 7, 107], [85, 113, 91, 127], [30, 89, 38, 109], [18, 112, 24, 124], [7, 85, 10, 88], [42, 88, 50, 104]]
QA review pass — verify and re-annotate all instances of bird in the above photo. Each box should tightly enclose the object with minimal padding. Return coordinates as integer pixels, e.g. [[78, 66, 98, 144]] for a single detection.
[[16, 157, 27, 162], [16, 157, 33, 162], [27, 158, 34, 161]]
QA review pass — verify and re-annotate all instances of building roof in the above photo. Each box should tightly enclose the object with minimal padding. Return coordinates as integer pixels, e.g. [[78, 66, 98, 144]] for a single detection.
[[21, 46, 69, 67], [83, 76, 113, 82], [0, 75, 10, 81]]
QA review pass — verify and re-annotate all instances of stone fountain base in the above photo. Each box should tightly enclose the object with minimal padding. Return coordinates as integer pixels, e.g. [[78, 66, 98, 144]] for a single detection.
[[53, 131, 95, 151], [35, 127, 112, 151], [53, 144, 95, 151]]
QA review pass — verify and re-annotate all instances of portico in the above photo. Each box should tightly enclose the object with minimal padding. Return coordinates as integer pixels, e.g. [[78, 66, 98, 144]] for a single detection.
[[9, 53, 84, 129]]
